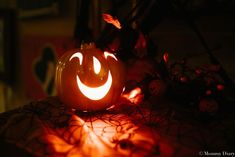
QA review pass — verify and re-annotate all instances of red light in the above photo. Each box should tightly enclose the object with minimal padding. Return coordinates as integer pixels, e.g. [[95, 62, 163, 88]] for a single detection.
[[163, 53, 169, 63], [195, 69, 201, 75], [217, 84, 224, 91], [206, 90, 212, 95]]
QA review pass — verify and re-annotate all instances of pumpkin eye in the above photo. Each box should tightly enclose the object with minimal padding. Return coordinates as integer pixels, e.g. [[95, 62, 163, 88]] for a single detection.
[[93, 56, 101, 74], [69, 52, 83, 65], [104, 51, 118, 61]]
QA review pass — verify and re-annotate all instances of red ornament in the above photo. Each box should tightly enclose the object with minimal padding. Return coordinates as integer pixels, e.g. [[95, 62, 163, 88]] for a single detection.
[[134, 32, 147, 58], [199, 98, 219, 113], [163, 53, 169, 63], [148, 79, 167, 97], [180, 76, 188, 83], [55, 44, 125, 111], [126, 59, 155, 83], [217, 84, 224, 91], [205, 90, 212, 95]]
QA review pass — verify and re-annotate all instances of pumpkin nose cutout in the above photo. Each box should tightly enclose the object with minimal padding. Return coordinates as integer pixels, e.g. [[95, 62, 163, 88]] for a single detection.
[[93, 56, 101, 74]]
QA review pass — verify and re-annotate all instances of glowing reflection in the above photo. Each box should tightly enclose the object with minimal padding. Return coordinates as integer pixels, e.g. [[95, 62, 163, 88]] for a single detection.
[[122, 87, 143, 105], [128, 87, 141, 99], [40, 114, 162, 157]]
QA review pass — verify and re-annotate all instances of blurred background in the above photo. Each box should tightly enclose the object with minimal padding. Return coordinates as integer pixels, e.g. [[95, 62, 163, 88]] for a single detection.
[[0, 0, 234, 112]]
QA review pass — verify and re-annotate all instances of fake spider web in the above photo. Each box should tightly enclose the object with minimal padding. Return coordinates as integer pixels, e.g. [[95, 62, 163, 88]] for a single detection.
[[0, 97, 234, 157]]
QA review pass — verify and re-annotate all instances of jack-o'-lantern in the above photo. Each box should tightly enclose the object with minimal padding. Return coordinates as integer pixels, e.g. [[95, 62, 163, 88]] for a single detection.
[[55, 43, 125, 111]]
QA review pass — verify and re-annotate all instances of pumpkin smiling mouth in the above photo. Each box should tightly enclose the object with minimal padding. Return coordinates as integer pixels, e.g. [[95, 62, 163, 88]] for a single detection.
[[69, 51, 116, 101], [76, 71, 112, 100]]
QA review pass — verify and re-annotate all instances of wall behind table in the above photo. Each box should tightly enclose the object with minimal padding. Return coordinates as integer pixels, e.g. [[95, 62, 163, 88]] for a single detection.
[[0, 0, 78, 112], [18, 0, 77, 105]]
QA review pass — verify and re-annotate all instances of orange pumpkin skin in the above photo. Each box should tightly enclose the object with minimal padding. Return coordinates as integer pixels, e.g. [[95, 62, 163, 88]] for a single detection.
[[55, 45, 125, 111]]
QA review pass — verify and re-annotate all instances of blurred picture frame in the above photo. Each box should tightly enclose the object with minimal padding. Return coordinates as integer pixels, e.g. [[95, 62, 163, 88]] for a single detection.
[[0, 9, 16, 84]]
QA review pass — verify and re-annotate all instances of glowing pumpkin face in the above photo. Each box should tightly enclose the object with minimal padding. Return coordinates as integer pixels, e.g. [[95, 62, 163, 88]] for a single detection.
[[55, 45, 125, 111]]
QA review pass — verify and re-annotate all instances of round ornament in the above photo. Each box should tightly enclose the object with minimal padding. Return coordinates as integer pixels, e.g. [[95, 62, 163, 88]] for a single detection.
[[199, 98, 219, 113], [148, 79, 167, 97]]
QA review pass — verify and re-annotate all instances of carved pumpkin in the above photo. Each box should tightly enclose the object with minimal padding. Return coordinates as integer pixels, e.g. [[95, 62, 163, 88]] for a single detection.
[[55, 44, 125, 111]]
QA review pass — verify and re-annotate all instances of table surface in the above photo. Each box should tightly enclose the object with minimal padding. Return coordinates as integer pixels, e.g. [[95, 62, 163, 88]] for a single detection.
[[0, 96, 234, 157]]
